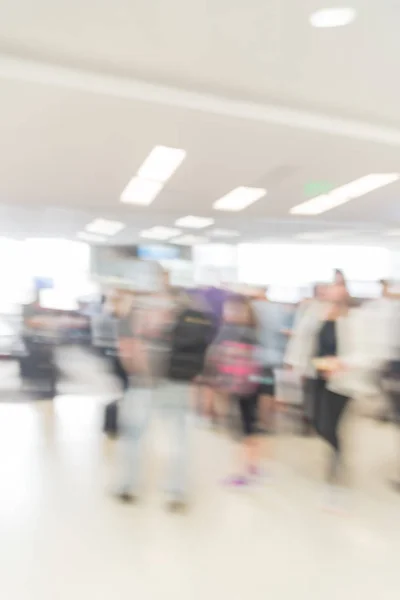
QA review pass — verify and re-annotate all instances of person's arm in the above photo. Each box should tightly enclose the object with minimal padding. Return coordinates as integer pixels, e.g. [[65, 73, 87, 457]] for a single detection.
[[118, 308, 149, 376], [118, 336, 135, 374]]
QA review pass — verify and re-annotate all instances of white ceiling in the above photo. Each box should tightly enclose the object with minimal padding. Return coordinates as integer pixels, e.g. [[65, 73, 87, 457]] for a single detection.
[[0, 1, 399, 247]]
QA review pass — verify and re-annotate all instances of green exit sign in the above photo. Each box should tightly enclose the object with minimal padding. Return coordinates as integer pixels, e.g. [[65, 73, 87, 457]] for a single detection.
[[304, 181, 335, 197]]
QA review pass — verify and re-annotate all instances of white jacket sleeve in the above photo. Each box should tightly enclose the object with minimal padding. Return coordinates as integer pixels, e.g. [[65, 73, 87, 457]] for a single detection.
[[284, 302, 320, 375]]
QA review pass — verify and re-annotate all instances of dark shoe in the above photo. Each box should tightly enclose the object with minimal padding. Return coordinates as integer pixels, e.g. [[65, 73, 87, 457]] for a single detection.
[[115, 491, 138, 504], [389, 480, 400, 492], [167, 499, 188, 513]]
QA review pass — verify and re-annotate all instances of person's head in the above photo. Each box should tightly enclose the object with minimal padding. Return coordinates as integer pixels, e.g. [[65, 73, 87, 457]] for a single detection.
[[334, 269, 347, 287], [223, 296, 255, 326], [325, 281, 350, 311]]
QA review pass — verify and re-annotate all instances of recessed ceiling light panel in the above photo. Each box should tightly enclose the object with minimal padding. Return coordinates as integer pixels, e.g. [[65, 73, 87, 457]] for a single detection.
[[85, 219, 125, 236], [310, 7, 356, 28], [77, 231, 107, 243], [137, 146, 186, 183], [175, 216, 214, 229], [140, 226, 181, 240], [213, 187, 267, 211], [290, 173, 399, 215], [121, 177, 163, 206], [172, 235, 208, 246]]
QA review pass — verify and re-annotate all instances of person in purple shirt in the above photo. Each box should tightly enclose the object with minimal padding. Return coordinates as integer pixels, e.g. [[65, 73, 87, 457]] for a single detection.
[[187, 286, 235, 425], [188, 286, 233, 333]]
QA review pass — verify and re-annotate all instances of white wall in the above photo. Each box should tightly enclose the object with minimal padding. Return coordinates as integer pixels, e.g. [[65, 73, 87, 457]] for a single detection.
[[238, 244, 390, 287], [192, 244, 238, 285]]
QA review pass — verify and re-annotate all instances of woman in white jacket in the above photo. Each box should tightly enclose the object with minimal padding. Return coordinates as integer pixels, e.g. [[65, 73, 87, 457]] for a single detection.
[[285, 281, 365, 486], [285, 284, 327, 433]]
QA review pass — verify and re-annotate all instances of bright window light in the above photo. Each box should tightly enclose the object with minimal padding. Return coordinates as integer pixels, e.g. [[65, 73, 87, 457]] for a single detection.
[[121, 177, 163, 206], [175, 216, 214, 229], [310, 7, 356, 28], [85, 219, 125, 236], [137, 146, 186, 183], [213, 187, 267, 211], [173, 235, 209, 246], [238, 243, 389, 285], [140, 226, 181, 240], [290, 174, 399, 215], [77, 232, 107, 243]]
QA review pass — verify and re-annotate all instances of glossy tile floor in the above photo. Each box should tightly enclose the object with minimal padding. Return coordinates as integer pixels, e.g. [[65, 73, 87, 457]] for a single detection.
[[0, 392, 399, 600]]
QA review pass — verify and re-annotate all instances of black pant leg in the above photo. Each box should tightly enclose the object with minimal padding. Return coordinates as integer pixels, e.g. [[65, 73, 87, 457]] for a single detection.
[[112, 356, 129, 391], [313, 378, 327, 436], [319, 389, 349, 452], [237, 394, 258, 437]]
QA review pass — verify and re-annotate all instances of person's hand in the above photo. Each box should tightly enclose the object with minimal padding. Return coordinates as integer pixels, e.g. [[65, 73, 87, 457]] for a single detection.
[[281, 328, 292, 337], [323, 357, 345, 379]]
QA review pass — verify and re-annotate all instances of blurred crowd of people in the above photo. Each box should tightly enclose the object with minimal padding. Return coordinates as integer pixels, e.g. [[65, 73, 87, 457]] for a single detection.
[[98, 270, 400, 512]]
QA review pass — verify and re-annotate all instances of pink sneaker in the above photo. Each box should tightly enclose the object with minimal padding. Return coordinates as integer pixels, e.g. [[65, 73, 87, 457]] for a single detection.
[[222, 475, 250, 487]]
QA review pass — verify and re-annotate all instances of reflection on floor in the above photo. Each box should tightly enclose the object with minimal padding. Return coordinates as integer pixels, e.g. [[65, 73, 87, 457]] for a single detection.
[[0, 392, 399, 599]]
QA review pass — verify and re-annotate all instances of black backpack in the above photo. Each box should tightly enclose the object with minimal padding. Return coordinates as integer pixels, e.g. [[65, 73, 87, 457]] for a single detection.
[[167, 308, 215, 381]]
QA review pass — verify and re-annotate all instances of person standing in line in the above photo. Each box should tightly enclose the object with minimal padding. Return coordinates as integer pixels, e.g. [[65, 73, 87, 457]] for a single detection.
[[114, 291, 152, 503], [163, 290, 215, 509], [286, 280, 364, 507], [191, 285, 232, 427], [285, 284, 327, 434], [106, 290, 130, 392], [251, 288, 290, 457], [115, 289, 213, 511], [358, 280, 400, 421], [207, 296, 262, 486]]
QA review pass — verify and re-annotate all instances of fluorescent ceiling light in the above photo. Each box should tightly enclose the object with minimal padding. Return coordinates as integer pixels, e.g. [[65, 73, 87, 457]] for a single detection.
[[85, 218, 125, 236], [213, 187, 267, 211], [310, 7, 356, 28], [77, 231, 107, 243], [140, 226, 181, 240], [290, 173, 399, 215], [121, 177, 163, 206], [137, 146, 186, 183], [210, 228, 240, 238], [386, 229, 400, 237], [175, 216, 214, 229], [173, 235, 208, 246]]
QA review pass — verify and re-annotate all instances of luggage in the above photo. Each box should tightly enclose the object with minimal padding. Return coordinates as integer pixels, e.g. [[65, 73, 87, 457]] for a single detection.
[[167, 308, 215, 382], [103, 400, 119, 436], [19, 338, 58, 398]]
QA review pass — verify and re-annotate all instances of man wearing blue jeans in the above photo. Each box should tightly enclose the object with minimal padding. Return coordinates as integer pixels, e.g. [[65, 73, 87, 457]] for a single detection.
[[115, 292, 201, 511], [117, 381, 191, 509]]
